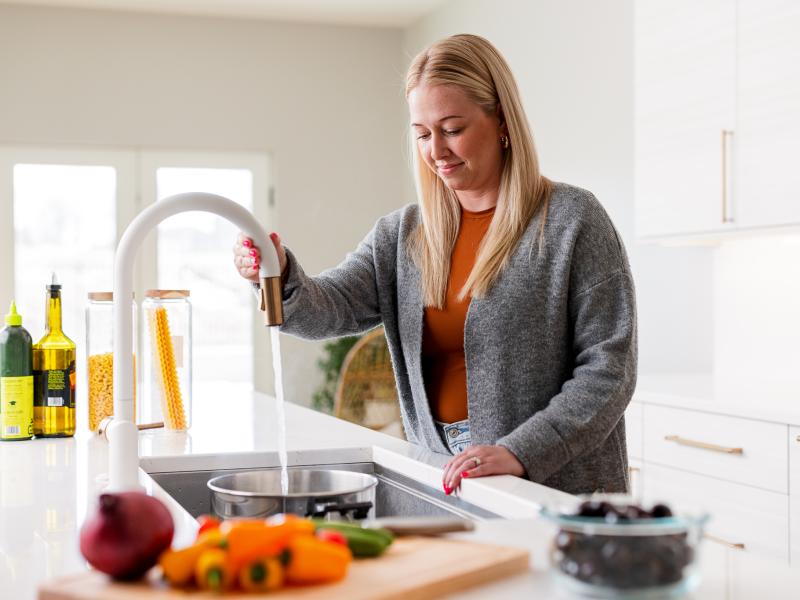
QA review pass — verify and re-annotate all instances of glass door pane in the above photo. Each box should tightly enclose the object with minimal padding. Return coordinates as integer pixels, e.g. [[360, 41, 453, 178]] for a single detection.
[[13, 163, 117, 352], [155, 168, 254, 387]]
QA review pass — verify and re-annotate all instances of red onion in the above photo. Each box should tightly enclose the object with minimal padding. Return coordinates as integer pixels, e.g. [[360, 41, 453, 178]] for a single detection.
[[79, 492, 174, 580]]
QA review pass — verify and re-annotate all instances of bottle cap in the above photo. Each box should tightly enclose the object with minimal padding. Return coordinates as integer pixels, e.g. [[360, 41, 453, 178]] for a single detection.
[[47, 272, 62, 291], [5, 301, 22, 326]]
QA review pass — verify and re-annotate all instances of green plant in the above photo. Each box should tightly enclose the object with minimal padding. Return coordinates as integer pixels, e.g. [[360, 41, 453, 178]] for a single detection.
[[311, 335, 360, 414]]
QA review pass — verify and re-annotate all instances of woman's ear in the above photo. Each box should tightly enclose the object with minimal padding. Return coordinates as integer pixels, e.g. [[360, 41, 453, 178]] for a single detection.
[[495, 105, 507, 132]]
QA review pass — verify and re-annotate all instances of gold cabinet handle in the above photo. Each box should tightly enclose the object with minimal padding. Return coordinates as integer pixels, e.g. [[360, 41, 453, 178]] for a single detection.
[[796, 435, 800, 443], [704, 533, 746, 551], [664, 434, 743, 455], [721, 130, 734, 223]]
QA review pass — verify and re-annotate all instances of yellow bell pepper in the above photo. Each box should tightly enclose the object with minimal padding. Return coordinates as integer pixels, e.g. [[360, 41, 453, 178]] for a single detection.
[[195, 548, 234, 592], [159, 530, 225, 587], [239, 556, 284, 592], [284, 535, 352, 584]]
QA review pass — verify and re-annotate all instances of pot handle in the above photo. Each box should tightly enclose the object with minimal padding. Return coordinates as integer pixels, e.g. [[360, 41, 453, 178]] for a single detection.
[[309, 500, 373, 520]]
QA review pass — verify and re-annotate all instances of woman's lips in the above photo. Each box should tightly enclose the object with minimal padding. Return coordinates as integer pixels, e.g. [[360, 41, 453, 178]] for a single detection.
[[437, 162, 463, 175]]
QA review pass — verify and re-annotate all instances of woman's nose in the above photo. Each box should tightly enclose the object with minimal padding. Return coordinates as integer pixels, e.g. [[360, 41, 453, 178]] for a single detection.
[[430, 133, 449, 160]]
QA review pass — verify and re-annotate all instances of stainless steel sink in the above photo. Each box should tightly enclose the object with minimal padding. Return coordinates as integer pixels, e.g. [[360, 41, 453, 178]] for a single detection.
[[147, 462, 498, 521]]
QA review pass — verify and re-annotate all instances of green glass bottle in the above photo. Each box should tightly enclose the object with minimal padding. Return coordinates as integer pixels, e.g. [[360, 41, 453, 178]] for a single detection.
[[33, 274, 76, 437], [0, 301, 34, 441]]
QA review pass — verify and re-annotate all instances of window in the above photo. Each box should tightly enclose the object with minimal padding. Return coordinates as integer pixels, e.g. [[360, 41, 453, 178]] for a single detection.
[[0, 147, 271, 423], [13, 163, 117, 341], [154, 166, 255, 385]]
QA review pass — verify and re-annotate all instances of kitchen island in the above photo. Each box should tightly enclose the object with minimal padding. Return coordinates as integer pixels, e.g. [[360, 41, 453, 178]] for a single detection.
[[1, 384, 797, 599]]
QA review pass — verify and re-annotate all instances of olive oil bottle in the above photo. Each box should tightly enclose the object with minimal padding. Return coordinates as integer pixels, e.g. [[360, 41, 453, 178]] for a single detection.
[[33, 274, 76, 437], [0, 302, 34, 441]]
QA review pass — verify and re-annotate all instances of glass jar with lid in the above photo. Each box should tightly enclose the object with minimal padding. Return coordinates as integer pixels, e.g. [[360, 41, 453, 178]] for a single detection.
[[141, 290, 191, 430], [85, 292, 137, 433]]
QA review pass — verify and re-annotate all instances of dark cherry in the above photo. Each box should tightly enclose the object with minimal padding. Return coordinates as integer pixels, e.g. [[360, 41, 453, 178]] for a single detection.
[[650, 504, 674, 518]]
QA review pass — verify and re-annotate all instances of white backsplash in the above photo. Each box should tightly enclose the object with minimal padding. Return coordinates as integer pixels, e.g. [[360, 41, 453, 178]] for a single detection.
[[713, 234, 800, 400]]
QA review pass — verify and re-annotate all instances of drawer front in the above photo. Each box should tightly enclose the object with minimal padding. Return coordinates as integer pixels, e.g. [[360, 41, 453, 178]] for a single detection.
[[790, 426, 800, 565], [643, 464, 789, 561], [625, 402, 643, 460], [643, 404, 788, 493]]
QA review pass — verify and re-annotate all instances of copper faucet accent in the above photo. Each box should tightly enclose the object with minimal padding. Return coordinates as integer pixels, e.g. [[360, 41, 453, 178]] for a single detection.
[[259, 276, 284, 326]]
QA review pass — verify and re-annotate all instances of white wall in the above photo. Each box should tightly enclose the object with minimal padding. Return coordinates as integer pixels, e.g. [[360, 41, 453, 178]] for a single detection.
[[0, 5, 408, 406], [403, 0, 714, 375]]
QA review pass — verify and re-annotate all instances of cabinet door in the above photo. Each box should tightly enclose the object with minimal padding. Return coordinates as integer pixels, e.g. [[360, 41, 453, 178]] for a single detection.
[[643, 464, 789, 562], [634, 0, 736, 237], [790, 426, 800, 565], [736, 0, 800, 228]]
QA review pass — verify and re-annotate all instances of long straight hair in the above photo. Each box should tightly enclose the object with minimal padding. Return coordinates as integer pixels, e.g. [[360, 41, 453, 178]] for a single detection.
[[406, 34, 552, 308]]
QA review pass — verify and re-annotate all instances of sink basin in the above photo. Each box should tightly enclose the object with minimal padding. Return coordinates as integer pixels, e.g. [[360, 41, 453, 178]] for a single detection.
[[147, 461, 498, 521]]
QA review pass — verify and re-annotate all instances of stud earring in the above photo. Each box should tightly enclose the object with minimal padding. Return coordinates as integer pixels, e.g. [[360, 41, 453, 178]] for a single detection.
[[500, 135, 510, 149]]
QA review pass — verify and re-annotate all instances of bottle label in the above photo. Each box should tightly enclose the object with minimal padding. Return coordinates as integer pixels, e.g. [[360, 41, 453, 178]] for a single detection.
[[1, 375, 34, 440], [35, 362, 76, 410]]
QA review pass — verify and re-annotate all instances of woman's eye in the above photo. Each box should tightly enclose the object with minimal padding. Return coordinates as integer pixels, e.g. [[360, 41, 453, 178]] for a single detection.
[[445, 129, 462, 136], [416, 132, 430, 140]]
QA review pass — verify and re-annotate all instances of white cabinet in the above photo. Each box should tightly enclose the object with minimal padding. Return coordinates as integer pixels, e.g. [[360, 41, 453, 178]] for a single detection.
[[735, 0, 800, 229], [729, 550, 800, 599], [625, 402, 643, 460], [634, 0, 736, 237], [643, 404, 788, 494], [635, 0, 800, 238], [694, 538, 729, 600], [643, 463, 789, 561], [790, 427, 800, 564]]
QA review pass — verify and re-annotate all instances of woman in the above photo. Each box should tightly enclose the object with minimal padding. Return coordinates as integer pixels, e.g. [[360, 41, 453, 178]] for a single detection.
[[233, 34, 637, 496]]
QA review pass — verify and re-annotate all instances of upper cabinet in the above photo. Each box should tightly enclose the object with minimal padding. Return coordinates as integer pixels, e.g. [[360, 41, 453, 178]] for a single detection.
[[635, 0, 800, 239], [735, 0, 800, 229]]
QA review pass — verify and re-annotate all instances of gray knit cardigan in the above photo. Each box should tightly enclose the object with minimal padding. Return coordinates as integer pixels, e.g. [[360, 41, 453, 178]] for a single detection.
[[279, 181, 637, 495]]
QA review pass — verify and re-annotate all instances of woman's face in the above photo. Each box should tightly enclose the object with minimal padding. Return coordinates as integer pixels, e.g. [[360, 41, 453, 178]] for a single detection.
[[408, 83, 505, 196]]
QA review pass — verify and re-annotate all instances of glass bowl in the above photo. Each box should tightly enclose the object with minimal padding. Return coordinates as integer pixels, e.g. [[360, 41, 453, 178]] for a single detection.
[[541, 495, 709, 599]]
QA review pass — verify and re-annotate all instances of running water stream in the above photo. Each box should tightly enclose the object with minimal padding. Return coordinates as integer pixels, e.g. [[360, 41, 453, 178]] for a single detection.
[[270, 327, 290, 495]]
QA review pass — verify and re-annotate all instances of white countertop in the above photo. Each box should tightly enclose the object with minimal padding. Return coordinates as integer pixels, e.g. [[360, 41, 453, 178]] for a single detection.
[[635, 372, 800, 426], [2, 382, 798, 599]]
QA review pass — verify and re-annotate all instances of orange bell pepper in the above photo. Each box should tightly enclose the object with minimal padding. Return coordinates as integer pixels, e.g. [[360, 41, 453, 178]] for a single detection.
[[224, 516, 314, 574], [284, 535, 352, 585]]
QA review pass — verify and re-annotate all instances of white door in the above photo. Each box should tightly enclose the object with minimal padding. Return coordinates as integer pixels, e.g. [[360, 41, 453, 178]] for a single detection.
[[634, 0, 736, 238], [735, 0, 800, 229]]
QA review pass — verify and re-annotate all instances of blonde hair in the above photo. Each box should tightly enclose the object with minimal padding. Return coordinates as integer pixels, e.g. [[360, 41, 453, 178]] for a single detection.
[[405, 34, 551, 308]]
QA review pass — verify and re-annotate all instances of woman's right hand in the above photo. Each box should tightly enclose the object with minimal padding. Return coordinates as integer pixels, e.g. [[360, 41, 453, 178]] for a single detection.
[[233, 231, 288, 283]]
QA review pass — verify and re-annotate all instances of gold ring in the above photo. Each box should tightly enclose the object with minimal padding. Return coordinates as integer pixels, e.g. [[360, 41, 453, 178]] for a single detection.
[[471, 456, 481, 467]]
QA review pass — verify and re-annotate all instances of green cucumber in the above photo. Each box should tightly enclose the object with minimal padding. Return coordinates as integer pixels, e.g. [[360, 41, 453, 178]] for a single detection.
[[311, 520, 394, 557]]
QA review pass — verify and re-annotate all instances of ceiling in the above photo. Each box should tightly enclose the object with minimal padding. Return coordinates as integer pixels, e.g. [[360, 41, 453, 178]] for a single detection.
[[0, 0, 448, 27]]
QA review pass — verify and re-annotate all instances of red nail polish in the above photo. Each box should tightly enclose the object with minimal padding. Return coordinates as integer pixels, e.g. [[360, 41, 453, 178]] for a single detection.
[[461, 471, 470, 478], [242, 239, 252, 248], [249, 249, 258, 257], [443, 484, 452, 495], [270, 232, 277, 240]]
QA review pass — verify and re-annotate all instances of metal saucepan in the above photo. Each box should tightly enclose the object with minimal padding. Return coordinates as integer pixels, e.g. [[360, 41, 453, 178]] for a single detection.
[[208, 469, 378, 521]]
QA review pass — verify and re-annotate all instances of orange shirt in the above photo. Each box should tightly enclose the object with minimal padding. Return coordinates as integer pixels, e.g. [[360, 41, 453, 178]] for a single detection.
[[422, 205, 495, 423]]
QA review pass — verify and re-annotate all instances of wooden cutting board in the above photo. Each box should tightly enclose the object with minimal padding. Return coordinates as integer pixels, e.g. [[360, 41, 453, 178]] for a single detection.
[[38, 537, 530, 600]]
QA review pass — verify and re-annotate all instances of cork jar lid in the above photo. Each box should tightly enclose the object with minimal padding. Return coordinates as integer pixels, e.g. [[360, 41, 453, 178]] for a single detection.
[[145, 289, 190, 299]]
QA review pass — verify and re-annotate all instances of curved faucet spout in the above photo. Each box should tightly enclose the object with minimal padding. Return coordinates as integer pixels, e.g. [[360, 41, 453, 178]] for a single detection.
[[109, 192, 282, 491]]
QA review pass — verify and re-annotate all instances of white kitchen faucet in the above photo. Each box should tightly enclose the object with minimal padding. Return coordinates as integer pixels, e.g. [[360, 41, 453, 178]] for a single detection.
[[108, 192, 283, 491]]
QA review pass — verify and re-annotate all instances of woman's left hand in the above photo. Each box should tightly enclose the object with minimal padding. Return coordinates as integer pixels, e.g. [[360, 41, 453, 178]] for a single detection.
[[442, 445, 526, 495]]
